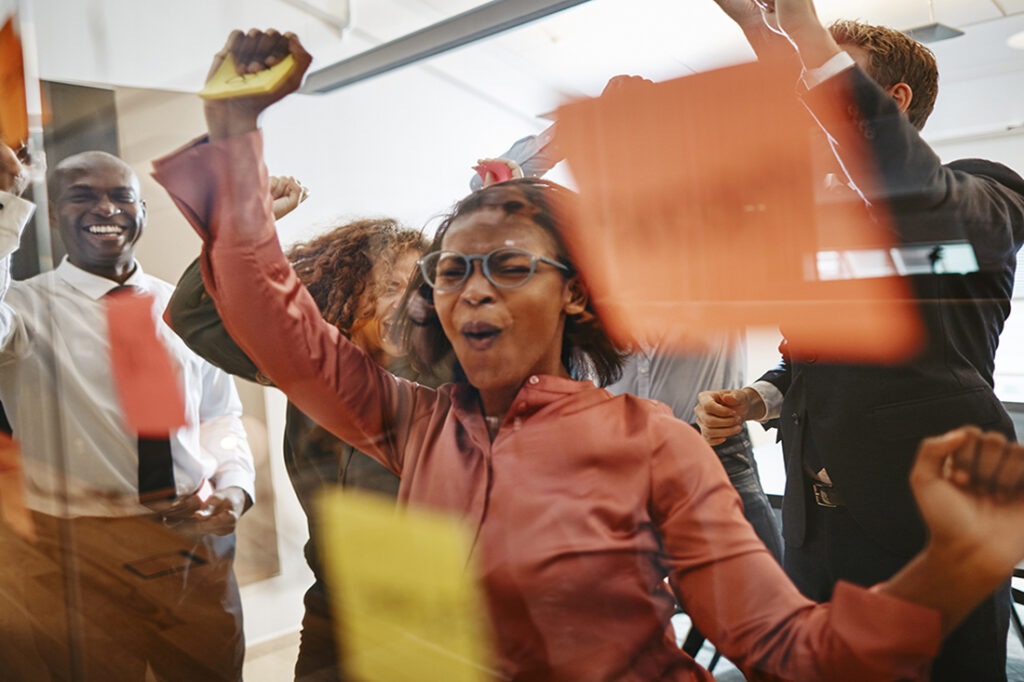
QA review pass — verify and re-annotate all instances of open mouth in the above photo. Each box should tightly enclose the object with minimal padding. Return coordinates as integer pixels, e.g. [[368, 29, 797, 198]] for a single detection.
[[461, 322, 502, 350]]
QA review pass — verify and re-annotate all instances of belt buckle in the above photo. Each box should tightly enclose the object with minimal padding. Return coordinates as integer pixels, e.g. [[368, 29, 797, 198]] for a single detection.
[[812, 482, 839, 508]]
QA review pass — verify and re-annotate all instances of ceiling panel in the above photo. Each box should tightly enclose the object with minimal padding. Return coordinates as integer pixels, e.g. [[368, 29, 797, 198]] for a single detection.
[[996, 0, 1024, 15]]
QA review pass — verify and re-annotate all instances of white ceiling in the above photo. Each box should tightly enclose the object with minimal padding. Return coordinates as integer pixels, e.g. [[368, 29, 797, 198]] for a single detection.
[[22, 0, 1024, 135]]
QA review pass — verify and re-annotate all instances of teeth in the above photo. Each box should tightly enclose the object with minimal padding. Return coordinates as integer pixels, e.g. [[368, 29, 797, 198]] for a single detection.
[[87, 225, 124, 235]]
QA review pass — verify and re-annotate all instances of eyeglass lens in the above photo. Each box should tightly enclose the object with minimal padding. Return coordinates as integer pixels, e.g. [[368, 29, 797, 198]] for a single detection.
[[426, 249, 536, 291]]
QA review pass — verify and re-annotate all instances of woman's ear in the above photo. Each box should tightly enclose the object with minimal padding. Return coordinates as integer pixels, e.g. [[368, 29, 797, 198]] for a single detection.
[[564, 276, 588, 316]]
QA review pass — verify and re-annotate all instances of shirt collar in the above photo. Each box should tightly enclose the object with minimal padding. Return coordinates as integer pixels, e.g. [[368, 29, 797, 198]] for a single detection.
[[56, 257, 147, 300]]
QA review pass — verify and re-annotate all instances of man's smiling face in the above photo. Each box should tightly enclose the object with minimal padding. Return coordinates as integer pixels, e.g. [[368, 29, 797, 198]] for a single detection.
[[51, 152, 146, 280]]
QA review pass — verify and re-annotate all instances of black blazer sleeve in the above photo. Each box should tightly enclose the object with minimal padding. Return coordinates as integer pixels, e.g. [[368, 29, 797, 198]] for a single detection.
[[802, 65, 1024, 269]]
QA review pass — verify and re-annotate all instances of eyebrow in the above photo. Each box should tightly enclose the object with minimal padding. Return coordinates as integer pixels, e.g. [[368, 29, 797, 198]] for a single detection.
[[64, 184, 136, 194]]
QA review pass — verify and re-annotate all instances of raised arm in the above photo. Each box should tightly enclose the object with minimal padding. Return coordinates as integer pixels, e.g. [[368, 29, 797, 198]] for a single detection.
[[756, 0, 1024, 266], [656, 420, 1024, 679], [0, 143, 35, 361], [153, 31, 436, 473], [165, 176, 309, 382]]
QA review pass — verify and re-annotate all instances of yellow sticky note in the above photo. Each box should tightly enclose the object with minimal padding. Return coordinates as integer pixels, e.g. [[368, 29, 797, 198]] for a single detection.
[[198, 54, 296, 100], [317, 489, 493, 682]]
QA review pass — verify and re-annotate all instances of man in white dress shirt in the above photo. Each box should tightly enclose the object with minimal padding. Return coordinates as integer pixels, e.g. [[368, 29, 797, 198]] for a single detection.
[[0, 144, 255, 681]]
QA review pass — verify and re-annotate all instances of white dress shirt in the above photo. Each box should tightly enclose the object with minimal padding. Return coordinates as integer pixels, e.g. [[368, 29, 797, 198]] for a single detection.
[[0, 198, 254, 517]]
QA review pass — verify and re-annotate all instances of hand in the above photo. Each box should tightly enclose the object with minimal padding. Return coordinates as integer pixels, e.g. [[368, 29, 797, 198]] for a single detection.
[[162, 486, 251, 536], [711, 0, 765, 28], [694, 388, 765, 446], [204, 29, 313, 141], [600, 75, 653, 97], [270, 175, 309, 220], [913, 427, 1024, 575], [750, 0, 841, 68], [0, 143, 29, 197], [883, 427, 1024, 634]]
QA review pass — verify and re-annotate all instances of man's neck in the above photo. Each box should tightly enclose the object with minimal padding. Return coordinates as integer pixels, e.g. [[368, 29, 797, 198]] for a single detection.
[[70, 258, 137, 284]]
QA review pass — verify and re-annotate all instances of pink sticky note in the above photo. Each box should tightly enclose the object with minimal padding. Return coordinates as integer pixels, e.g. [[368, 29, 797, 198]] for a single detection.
[[104, 291, 187, 436], [474, 159, 515, 186]]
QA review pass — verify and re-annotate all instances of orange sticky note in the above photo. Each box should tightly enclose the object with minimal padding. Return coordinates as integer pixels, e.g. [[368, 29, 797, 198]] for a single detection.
[[0, 16, 28, 149], [104, 291, 187, 436], [554, 60, 922, 363]]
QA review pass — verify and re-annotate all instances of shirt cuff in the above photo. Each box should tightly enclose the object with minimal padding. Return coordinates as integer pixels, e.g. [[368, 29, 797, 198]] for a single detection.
[[0, 192, 34, 256], [802, 51, 856, 91], [749, 380, 784, 421], [213, 470, 256, 503]]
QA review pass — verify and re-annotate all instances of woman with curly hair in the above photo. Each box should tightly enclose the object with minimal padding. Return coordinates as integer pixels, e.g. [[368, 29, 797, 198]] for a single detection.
[[167, 208, 445, 682]]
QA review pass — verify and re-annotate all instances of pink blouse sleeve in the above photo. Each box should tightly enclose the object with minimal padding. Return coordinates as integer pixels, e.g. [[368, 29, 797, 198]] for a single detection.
[[151, 131, 438, 474], [647, 415, 941, 681]]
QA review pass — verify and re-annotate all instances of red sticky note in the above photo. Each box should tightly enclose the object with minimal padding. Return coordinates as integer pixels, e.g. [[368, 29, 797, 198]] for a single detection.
[[0, 432, 35, 542], [554, 60, 922, 363], [0, 16, 27, 149], [104, 291, 187, 436]]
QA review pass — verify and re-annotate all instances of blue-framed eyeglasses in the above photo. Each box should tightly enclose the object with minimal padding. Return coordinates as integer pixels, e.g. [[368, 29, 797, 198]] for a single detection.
[[418, 247, 570, 293]]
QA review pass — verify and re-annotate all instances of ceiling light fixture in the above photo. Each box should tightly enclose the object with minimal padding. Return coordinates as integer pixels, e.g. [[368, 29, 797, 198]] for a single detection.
[[1008, 30, 1024, 50], [903, 0, 965, 43]]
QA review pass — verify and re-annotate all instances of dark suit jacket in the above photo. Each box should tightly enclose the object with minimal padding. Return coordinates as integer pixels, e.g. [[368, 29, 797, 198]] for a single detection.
[[759, 66, 1024, 558]]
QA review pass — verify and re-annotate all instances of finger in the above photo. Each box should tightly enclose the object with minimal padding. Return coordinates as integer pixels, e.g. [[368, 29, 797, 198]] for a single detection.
[[967, 431, 1009, 494], [238, 28, 264, 74], [700, 425, 743, 442], [718, 391, 743, 407], [282, 32, 314, 87], [209, 30, 244, 80], [913, 426, 976, 487], [255, 29, 282, 69], [948, 425, 982, 486], [994, 442, 1024, 499], [697, 393, 738, 418], [696, 412, 742, 429], [265, 30, 291, 67], [163, 494, 203, 518]]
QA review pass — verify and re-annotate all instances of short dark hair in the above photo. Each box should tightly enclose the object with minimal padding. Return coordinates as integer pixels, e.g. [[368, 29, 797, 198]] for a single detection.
[[829, 19, 938, 130], [396, 178, 624, 387]]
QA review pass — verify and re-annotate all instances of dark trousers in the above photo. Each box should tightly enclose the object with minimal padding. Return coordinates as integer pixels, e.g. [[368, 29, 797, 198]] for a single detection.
[[295, 579, 343, 681], [0, 511, 243, 681], [785, 495, 1010, 682]]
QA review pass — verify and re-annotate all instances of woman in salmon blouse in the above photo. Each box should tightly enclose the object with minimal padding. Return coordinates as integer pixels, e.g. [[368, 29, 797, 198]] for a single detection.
[[153, 30, 1024, 682]]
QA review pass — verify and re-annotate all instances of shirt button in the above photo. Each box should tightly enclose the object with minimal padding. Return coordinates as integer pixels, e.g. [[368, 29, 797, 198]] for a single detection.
[[513, 417, 522, 431], [528, 376, 539, 385], [517, 402, 526, 411], [791, 413, 800, 426]]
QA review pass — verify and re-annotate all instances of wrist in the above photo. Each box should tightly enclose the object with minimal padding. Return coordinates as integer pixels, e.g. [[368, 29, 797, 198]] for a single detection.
[[791, 26, 843, 71], [204, 103, 260, 141], [741, 386, 766, 421]]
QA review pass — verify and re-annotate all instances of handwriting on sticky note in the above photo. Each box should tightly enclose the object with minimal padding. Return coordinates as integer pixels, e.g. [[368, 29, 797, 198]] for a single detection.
[[317, 489, 494, 682], [104, 291, 187, 436], [199, 54, 296, 100]]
